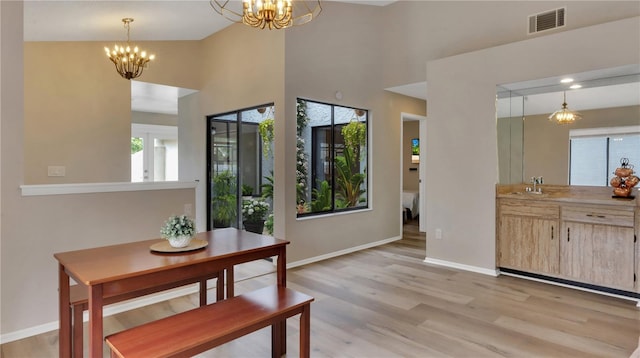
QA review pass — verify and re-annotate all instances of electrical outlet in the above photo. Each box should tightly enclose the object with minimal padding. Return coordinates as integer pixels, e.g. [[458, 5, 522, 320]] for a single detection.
[[48, 166, 66, 177], [184, 204, 193, 216], [435, 229, 442, 240]]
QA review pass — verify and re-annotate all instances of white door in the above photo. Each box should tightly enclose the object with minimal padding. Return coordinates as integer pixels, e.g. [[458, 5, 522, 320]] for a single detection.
[[131, 123, 178, 182]]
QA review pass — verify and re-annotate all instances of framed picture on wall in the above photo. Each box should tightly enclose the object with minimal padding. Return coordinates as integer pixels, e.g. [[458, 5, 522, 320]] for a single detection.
[[411, 138, 419, 164]]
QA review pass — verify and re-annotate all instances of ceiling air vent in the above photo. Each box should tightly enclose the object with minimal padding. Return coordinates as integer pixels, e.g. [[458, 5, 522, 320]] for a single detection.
[[528, 7, 565, 34]]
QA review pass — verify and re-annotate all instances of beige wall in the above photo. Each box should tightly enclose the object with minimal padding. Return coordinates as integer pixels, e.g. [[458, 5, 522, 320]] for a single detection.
[[524, 105, 640, 184], [382, 1, 640, 88], [282, 3, 426, 262], [23, 40, 202, 184], [198, 23, 285, 237], [426, 17, 640, 271], [403, 120, 420, 191], [2, 2, 196, 335]]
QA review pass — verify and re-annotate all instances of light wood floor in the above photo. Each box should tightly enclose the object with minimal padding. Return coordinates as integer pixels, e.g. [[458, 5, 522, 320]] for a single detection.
[[3, 219, 640, 357]]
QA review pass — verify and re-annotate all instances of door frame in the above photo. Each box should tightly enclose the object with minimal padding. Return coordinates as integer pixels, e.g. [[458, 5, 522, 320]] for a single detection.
[[400, 112, 427, 233]]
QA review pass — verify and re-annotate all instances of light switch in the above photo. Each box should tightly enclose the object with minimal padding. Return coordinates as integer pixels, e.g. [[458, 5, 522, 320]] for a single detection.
[[48, 166, 66, 177]]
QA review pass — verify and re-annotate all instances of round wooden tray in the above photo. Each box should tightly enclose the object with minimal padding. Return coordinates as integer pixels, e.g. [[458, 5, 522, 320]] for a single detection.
[[150, 239, 208, 253]]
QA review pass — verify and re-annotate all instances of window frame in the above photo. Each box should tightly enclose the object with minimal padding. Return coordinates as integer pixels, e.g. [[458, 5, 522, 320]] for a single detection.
[[569, 125, 640, 186], [296, 98, 370, 218]]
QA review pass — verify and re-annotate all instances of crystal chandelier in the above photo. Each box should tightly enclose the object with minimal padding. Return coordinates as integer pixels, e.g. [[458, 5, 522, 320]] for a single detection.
[[105, 18, 155, 80], [548, 91, 582, 124], [210, 0, 322, 30]]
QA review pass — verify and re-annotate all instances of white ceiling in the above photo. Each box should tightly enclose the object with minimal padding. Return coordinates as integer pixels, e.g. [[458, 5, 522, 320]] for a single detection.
[[385, 65, 640, 118]]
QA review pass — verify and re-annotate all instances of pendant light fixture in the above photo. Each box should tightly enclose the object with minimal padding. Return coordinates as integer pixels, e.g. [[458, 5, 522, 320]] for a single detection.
[[210, 0, 321, 30], [105, 18, 155, 80], [549, 91, 582, 124]]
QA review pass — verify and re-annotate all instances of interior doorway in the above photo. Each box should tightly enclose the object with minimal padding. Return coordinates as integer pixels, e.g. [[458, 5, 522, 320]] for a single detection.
[[400, 113, 427, 233]]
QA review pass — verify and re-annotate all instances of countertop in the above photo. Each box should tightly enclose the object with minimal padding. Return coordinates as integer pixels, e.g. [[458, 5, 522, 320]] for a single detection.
[[496, 184, 639, 208]]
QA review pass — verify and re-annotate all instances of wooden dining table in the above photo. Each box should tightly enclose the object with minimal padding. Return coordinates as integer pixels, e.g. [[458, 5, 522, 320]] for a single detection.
[[54, 228, 289, 358]]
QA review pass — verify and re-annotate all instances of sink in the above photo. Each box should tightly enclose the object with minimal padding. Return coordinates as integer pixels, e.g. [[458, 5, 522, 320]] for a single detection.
[[509, 191, 544, 196]]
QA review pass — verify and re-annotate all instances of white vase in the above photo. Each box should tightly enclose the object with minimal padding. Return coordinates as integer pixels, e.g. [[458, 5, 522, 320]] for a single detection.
[[167, 235, 192, 248]]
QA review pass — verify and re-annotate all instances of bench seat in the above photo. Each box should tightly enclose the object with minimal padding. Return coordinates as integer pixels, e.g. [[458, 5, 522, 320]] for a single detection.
[[105, 285, 313, 358], [69, 271, 224, 357]]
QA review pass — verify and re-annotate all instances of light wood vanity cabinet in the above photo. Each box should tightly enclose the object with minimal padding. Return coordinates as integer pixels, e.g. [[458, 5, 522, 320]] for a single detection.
[[560, 205, 636, 291], [498, 200, 560, 276], [497, 185, 639, 295]]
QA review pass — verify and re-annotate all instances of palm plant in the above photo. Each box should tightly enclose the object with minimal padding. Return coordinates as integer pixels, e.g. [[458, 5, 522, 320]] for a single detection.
[[311, 180, 332, 212], [334, 146, 366, 208]]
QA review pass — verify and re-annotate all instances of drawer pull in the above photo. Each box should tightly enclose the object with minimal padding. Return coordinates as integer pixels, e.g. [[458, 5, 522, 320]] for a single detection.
[[586, 214, 606, 218]]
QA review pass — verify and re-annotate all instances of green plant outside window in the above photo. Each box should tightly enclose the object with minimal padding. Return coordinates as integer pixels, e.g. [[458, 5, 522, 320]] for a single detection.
[[296, 99, 368, 217]]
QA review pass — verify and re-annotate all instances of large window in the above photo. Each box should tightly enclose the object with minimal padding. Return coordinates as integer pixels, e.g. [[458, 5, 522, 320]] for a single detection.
[[296, 99, 368, 217], [569, 126, 640, 186], [207, 105, 275, 230]]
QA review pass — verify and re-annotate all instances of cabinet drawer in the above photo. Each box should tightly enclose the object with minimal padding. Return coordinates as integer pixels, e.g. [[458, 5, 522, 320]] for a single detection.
[[500, 200, 559, 219], [561, 205, 634, 227]]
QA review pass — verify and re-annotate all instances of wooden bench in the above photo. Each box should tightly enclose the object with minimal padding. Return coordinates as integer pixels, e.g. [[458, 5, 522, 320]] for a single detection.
[[69, 271, 225, 357], [105, 285, 314, 358]]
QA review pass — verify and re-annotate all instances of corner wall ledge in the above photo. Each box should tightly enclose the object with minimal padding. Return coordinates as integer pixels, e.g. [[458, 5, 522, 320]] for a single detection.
[[20, 181, 198, 196]]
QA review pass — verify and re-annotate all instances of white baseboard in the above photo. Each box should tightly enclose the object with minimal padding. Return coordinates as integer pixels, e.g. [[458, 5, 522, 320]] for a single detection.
[[0, 284, 200, 344], [423, 257, 499, 277], [287, 235, 402, 269], [1, 235, 403, 344]]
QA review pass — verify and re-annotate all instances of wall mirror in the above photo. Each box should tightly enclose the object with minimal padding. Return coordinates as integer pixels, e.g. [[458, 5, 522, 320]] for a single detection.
[[497, 64, 640, 185]]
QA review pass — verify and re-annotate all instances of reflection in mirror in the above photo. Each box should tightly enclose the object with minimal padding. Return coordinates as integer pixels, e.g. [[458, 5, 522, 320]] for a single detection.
[[496, 89, 524, 184], [497, 64, 640, 185]]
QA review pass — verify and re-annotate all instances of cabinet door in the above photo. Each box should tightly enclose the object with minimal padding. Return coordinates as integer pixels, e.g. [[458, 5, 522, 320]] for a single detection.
[[500, 215, 559, 276], [561, 222, 635, 291]]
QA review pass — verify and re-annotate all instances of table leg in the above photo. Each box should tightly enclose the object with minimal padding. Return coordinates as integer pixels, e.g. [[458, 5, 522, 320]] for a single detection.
[[300, 304, 311, 358], [59, 264, 71, 358], [88, 284, 104, 357], [277, 248, 287, 355]]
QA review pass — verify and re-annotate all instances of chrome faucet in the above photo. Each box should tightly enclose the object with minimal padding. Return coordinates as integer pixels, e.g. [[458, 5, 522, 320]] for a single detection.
[[530, 176, 543, 193]]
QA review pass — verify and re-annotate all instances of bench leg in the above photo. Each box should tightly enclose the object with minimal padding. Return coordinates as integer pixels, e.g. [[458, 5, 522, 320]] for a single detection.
[[200, 271, 225, 305], [72, 304, 84, 357], [199, 280, 207, 306], [300, 304, 311, 358], [215, 270, 225, 301], [226, 267, 234, 298]]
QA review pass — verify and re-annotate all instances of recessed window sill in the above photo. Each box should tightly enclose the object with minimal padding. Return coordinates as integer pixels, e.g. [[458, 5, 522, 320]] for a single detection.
[[20, 181, 198, 196], [296, 207, 372, 221]]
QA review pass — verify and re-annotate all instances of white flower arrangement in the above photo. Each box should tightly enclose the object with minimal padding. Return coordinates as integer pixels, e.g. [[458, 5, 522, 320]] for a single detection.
[[242, 199, 270, 223], [160, 215, 195, 239]]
